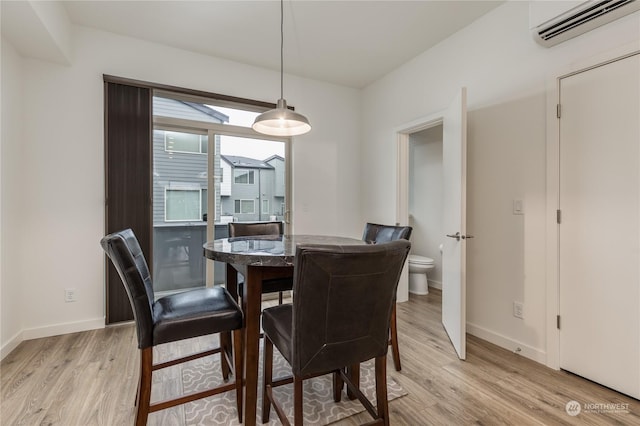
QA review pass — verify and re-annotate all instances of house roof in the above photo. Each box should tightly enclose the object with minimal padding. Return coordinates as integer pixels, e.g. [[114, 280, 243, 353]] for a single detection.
[[153, 96, 229, 123], [264, 154, 285, 163], [182, 101, 229, 123], [221, 155, 274, 170]]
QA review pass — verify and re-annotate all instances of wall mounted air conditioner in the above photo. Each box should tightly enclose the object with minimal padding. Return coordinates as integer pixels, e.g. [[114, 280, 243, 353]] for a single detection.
[[530, 0, 640, 47]]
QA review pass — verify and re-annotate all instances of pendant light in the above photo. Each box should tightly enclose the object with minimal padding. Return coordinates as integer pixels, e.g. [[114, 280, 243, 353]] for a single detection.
[[252, 0, 311, 137]]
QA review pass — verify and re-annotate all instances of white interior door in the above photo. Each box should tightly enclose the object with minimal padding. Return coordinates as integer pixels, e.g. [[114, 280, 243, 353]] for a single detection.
[[442, 88, 468, 360], [559, 53, 640, 398]]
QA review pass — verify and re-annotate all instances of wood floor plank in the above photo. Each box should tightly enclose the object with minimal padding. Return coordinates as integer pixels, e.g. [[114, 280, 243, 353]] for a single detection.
[[3, 290, 640, 425], [1, 333, 82, 425]]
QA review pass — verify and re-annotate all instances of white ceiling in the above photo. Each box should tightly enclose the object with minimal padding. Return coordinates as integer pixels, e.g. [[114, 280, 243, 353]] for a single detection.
[[63, 1, 504, 88], [6, 1, 504, 89]]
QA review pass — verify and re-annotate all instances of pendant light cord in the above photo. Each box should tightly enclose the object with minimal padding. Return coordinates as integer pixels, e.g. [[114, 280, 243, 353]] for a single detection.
[[280, 0, 284, 100]]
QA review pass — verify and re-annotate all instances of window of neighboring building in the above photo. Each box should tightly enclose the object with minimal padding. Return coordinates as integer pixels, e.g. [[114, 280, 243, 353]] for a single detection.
[[262, 199, 269, 214], [234, 169, 255, 184], [165, 130, 207, 154], [165, 188, 202, 221], [235, 199, 255, 214], [201, 189, 208, 220]]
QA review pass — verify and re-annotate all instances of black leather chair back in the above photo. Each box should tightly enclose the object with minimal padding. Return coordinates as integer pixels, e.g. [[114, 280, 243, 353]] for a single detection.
[[291, 240, 410, 377], [228, 221, 283, 237], [100, 228, 155, 349], [362, 222, 412, 244]]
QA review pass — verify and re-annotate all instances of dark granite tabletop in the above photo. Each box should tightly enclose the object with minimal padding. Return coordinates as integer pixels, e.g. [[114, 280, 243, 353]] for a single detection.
[[203, 234, 366, 267]]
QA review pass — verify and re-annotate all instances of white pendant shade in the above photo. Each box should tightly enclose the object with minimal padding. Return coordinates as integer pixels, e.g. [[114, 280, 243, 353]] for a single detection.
[[252, 98, 311, 137]]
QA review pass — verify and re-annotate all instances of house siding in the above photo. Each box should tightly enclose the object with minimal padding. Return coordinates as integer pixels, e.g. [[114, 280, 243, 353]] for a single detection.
[[152, 130, 208, 224], [266, 156, 285, 198], [220, 161, 232, 196], [152, 97, 224, 225]]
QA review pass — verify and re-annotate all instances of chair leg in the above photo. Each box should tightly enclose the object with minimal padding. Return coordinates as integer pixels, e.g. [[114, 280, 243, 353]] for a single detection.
[[262, 336, 274, 423], [375, 355, 390, 426], [390, 304, 402, 371], [233, 328, 244, 423], [220, 331, 231, 381], [136, 347, 153, 426], [294, 376, 303, 426], [332, 370, 344, 402], [346, 364, 360, 400]]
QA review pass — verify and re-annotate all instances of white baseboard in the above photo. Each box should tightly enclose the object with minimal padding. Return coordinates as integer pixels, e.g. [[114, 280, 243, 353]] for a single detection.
[[1, 331, 23, 361], [429, 280, 442, 290], [467, 322, 546, 364], [22, 317, 105, 341]]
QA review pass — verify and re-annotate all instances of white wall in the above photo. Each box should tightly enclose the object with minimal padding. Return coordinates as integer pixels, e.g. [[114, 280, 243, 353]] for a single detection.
[[361, 1, 640, 363], [1, 39, 25, 358], [408, 126, 443, 288], [1, 24, 361, 351]]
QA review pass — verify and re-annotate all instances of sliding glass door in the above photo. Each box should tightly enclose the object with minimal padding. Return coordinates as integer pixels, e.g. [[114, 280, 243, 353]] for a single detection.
[[152, 95, 290, 294]]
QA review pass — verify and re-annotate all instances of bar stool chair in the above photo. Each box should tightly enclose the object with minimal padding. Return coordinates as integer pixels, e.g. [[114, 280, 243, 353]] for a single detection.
[[261, 240, 411, 425], [100, 228, 244, 426], [361, 222, 413, 371], [228, 221, 293, 305]]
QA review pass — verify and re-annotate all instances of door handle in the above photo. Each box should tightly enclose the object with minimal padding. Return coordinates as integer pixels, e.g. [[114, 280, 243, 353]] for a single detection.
[[446, 232, 474, 241], [446, 232, 461, 241]]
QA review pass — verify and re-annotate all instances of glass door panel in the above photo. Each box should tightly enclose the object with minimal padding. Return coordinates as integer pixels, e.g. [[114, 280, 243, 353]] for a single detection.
[[219, 135, 286, 222], [152, 127, 210, 294], [210, 134, 288, 285]]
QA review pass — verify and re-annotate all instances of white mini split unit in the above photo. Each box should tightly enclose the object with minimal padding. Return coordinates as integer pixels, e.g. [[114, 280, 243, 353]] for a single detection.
[[530, 0, 640, 47]]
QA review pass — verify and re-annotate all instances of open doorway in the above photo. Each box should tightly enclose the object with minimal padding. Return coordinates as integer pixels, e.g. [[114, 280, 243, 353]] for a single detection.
[[408, 125, 444, 294], [396, 87, 468, 360]]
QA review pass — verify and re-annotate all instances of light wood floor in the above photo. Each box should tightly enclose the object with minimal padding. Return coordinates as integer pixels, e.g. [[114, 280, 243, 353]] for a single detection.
[[2, 290, 639, 425]]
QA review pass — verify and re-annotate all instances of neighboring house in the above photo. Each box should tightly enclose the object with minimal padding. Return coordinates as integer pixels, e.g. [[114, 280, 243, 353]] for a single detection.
[[220, 154, 285, 222], [152, 97, 227, 290], [152, 97, 286, 227], [153, 96, 227, 226]]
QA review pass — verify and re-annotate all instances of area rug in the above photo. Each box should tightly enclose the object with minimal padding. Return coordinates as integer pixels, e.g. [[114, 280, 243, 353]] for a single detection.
[[180, 346, 407, 425]]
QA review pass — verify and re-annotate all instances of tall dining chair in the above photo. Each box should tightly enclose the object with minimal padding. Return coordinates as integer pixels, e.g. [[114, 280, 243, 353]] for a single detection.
[[261, 240, 411, 426], [362, 222, 413, 371], [228, 221, 293, 305], [100, 229, 244, 426]]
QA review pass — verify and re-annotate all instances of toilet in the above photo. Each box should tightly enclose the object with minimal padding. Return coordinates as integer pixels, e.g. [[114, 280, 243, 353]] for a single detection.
[[408, 255, 435, 295]]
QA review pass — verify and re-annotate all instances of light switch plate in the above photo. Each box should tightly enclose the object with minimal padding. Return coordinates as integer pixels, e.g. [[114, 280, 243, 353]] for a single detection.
[[513, 199, 524, 215]]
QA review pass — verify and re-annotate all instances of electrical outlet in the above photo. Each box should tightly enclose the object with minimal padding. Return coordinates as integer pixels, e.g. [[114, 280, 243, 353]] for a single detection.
[[513, 301, 524, 319], [64, 288, 77, 303]]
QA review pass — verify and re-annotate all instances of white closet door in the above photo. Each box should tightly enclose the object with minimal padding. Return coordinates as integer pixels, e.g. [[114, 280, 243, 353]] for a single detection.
[[559, 53, 640, 398]]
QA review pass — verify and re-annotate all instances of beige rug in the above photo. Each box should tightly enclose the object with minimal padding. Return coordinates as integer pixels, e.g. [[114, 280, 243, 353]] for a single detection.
[[180, 346, 407, 425]]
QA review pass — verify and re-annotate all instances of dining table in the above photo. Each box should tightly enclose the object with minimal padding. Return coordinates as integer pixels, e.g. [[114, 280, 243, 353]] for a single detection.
[[203, 234, 366, 426]]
